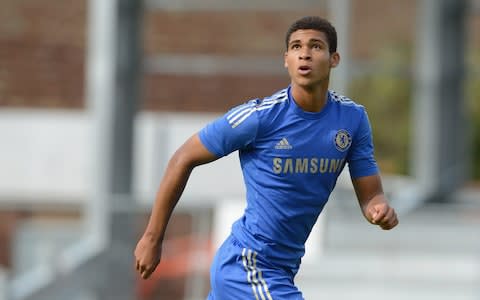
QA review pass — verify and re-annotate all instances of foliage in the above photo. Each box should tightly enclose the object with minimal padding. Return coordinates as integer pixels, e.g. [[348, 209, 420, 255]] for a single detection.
[[348, 44, 412, 175], [349, 44, 480, 179], [466, 50, 480, 179]]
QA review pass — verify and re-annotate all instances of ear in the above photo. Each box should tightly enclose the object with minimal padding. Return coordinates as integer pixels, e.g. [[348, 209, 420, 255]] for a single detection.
[[329, 52, 340, 68], [284, 52, 288, 68]]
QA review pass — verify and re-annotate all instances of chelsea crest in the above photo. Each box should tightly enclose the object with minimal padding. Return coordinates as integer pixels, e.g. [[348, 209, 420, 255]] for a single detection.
[[334, 129, 352, 152]]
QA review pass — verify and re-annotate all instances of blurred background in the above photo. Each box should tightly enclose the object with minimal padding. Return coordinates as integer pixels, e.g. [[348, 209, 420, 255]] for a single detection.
[[0, 0, 479, 299]]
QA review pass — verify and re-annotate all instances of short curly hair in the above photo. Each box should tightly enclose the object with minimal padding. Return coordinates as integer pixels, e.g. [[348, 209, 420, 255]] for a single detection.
[[285, 16, 337, 53]]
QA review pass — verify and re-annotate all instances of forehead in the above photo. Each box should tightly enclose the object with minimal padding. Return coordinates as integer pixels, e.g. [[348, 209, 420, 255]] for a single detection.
[[288, 29, 328, 44]]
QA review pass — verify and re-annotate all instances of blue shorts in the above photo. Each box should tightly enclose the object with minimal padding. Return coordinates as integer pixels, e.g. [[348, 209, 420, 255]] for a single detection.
[[207, 234, 304, 300]]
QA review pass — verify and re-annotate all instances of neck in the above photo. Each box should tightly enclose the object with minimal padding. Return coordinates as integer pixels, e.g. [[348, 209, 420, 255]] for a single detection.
[[290, 82, 329, 112]]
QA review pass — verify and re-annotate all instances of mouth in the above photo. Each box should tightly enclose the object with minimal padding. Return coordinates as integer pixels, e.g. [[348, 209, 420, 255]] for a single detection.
[[298, 65, 312, 75]]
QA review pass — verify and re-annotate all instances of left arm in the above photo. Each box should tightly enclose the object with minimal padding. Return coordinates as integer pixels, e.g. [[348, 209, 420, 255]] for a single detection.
[[352, 174, 399, 230]]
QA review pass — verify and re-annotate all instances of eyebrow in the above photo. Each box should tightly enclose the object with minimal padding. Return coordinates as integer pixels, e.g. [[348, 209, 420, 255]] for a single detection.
[[288, 38, 327, 46]]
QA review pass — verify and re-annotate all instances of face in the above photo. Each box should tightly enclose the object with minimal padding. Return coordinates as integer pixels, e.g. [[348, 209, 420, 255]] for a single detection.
[[284, 29, 339, 89]]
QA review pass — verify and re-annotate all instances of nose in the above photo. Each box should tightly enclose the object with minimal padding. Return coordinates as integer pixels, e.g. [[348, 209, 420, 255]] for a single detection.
[[299, 50, 311, 60]]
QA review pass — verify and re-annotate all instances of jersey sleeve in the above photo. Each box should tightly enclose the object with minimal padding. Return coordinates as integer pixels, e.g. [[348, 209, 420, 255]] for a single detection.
[[198, 101, 259, 157], [347, 108, 379, 179]]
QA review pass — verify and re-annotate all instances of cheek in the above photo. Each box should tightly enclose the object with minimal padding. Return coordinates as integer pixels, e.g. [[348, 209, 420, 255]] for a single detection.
[[285, 58, 296, 71], [317, 57, 332, 69]]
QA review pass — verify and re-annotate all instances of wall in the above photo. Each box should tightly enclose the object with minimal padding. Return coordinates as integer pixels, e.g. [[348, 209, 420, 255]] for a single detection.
[[0, 110, 245, 207], [0, 0, 430, 112]]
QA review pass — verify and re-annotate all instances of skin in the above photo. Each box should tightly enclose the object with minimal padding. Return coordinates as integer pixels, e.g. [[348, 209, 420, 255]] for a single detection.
[[284, 29, 339, 112], [134, 28, 398, 280], [283, 29, 398, 229], [134, 135, 216, 279]]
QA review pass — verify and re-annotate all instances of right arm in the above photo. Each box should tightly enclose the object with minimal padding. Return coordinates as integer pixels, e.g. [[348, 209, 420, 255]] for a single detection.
[[134, 133, 218, 279], [135, 99, 260, 279]]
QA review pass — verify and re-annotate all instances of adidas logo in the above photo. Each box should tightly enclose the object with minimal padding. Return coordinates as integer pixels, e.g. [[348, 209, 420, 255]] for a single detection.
[[275, 138, 293, 150]]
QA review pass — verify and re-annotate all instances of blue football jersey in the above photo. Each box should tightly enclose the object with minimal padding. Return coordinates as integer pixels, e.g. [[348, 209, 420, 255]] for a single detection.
[[199, 86, 378, 268]]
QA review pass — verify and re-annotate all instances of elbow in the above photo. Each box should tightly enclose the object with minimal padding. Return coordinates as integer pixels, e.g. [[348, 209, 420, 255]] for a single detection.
[[168, 147, 200, 173]]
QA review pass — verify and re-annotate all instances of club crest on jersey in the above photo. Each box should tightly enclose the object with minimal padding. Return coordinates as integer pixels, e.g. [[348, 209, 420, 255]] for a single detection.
[[334, 130, 352, 152]]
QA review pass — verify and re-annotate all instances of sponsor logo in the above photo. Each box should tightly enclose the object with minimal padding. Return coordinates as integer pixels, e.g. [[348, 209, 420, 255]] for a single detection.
[[275, 138, 293, 150], [272, 157, 345, 174]]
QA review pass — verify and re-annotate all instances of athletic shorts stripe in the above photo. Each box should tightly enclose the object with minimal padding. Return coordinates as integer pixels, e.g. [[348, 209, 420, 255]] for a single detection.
[[255, 254, 273, 300], [242, 248, 260, 300], [242, 248, 273, 300]]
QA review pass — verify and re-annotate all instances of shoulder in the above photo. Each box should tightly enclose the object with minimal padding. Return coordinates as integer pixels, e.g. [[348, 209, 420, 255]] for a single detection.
[[329, 90, 366, 113], [223, 88, 288, 130], [329, 90, 371, 135], [256, 88, 289, 111], [255, 88, 290, 118], [232, 88, 289, 123], [253, 88, 290, 132]]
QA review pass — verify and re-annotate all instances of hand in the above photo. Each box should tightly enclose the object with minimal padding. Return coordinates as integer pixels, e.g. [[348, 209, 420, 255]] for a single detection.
[[367, 203, 399, 230], [134, 234, 162, 279]]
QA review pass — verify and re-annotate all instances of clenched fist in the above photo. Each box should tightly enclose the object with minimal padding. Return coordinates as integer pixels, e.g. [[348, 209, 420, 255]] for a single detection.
[[367, 203, 398, 230], [134, 234, 162, 279]]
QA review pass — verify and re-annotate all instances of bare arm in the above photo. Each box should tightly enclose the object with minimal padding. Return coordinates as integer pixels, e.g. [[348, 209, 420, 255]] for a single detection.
[[134, 133, 218, 278], [351, 174, 399, 230]]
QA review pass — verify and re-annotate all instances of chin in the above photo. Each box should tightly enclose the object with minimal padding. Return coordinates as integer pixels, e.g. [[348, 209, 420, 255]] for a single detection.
[[294, 76, 326, 89], [294, 80, 316, 89]]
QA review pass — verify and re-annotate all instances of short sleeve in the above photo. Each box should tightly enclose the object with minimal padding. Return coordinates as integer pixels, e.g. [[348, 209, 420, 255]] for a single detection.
[[347, 108, 379, 179], [199, 101, 259, 157]]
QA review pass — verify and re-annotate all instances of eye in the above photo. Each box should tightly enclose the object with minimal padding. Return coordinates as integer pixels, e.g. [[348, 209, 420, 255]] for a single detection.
[[312, 44, 322, 50], [291, 44, 301, 50]]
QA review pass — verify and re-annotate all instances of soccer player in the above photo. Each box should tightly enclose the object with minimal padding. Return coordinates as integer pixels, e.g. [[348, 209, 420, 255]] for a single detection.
[[134, 16, 399, 299]]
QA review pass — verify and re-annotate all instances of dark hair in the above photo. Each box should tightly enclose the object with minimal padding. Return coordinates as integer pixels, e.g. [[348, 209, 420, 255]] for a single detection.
[[285, 16, 337, 53]]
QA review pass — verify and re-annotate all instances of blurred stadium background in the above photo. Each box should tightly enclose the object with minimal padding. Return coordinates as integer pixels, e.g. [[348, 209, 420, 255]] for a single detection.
[[0, 0, 479, 299]]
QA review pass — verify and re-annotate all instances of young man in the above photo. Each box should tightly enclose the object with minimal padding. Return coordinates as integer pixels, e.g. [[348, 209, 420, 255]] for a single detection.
[[134, 16, 399, 299]]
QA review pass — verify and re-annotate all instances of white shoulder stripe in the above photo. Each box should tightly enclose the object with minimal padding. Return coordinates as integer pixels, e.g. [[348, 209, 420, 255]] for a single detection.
[[330, 90, 354, 104], [229, 106, 256, 124], [227, 102, 256, 120], [260, 94, 288, 106], [231, 108, 256, 128], [256, 101, 284, 111], [264, 90, 287, 101], [227, 91, 288, 128]]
